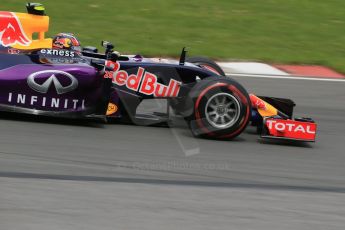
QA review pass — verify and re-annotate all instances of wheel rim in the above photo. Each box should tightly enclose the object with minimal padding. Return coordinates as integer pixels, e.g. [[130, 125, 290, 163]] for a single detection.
[[205, 92, 241, 129]]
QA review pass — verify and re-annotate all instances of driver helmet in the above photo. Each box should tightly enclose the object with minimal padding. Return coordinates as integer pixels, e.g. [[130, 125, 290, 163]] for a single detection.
[[52, 33, 81, 52]]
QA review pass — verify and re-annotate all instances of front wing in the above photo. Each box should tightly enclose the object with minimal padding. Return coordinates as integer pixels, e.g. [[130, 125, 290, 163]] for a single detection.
[[261, 117, 317, 142]]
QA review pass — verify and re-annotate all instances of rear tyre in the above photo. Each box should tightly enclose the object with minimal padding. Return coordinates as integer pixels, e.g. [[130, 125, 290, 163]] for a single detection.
[[187, 78, 251, 139], [186, 56, 226, 76]]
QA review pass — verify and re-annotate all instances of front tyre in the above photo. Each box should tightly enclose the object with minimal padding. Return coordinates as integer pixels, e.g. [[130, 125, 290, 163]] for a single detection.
[[188, 78, 251, 139], [186, 56, 226, 76]]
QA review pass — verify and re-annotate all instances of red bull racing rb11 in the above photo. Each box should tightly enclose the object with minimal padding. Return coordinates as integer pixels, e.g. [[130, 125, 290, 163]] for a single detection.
[[0, 3, 317, 142]]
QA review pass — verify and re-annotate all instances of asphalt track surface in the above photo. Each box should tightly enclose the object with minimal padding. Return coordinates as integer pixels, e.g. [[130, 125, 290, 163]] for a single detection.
[[1, 76, 345, 230]]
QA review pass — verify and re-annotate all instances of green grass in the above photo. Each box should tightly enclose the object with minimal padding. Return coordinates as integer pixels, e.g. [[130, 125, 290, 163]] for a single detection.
[[2, 0, 345, 72]]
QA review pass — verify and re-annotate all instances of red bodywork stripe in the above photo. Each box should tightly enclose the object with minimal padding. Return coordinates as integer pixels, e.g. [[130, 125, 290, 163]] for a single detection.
[[200, 65, 221, 75]]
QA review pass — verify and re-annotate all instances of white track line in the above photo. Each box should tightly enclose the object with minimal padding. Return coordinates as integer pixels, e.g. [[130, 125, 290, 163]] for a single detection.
[[226, 73, 345, 82]]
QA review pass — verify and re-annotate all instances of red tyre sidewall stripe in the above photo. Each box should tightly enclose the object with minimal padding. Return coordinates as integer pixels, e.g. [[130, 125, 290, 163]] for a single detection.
[[220, 85, 250, 139], [220, 106, 250, 139], [200, 65, 221, 75], [194, 83, 227, 136], [229, 85, 248, 105]]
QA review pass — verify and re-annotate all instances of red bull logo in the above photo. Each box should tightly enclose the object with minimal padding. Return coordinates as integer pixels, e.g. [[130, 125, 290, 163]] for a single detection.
[[250, 94, 266, 109], [104, 61, 182, 98], [0, 11, 31, 47]]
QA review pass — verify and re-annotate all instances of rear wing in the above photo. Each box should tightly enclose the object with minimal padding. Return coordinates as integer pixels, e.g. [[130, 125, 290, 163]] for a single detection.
[[0, 3, 52, 50]]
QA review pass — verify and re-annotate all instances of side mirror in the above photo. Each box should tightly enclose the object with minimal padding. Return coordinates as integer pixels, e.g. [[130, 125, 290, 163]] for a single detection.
[[101, 41, 114, 50]]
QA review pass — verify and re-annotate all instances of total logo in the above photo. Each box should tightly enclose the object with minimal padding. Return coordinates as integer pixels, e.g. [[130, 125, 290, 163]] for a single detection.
[[8, 70, 85, 110], [105, 61, 182, 97], [0, 11, 31, 47], [266, 119, 316, 134]]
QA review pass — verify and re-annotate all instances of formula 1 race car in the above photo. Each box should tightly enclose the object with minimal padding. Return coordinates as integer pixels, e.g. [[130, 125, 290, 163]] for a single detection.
[[0, 3, 317, 142]]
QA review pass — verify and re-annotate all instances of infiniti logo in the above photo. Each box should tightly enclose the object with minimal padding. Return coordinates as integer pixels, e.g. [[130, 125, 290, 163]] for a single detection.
[[27, 70, 78, 94]]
